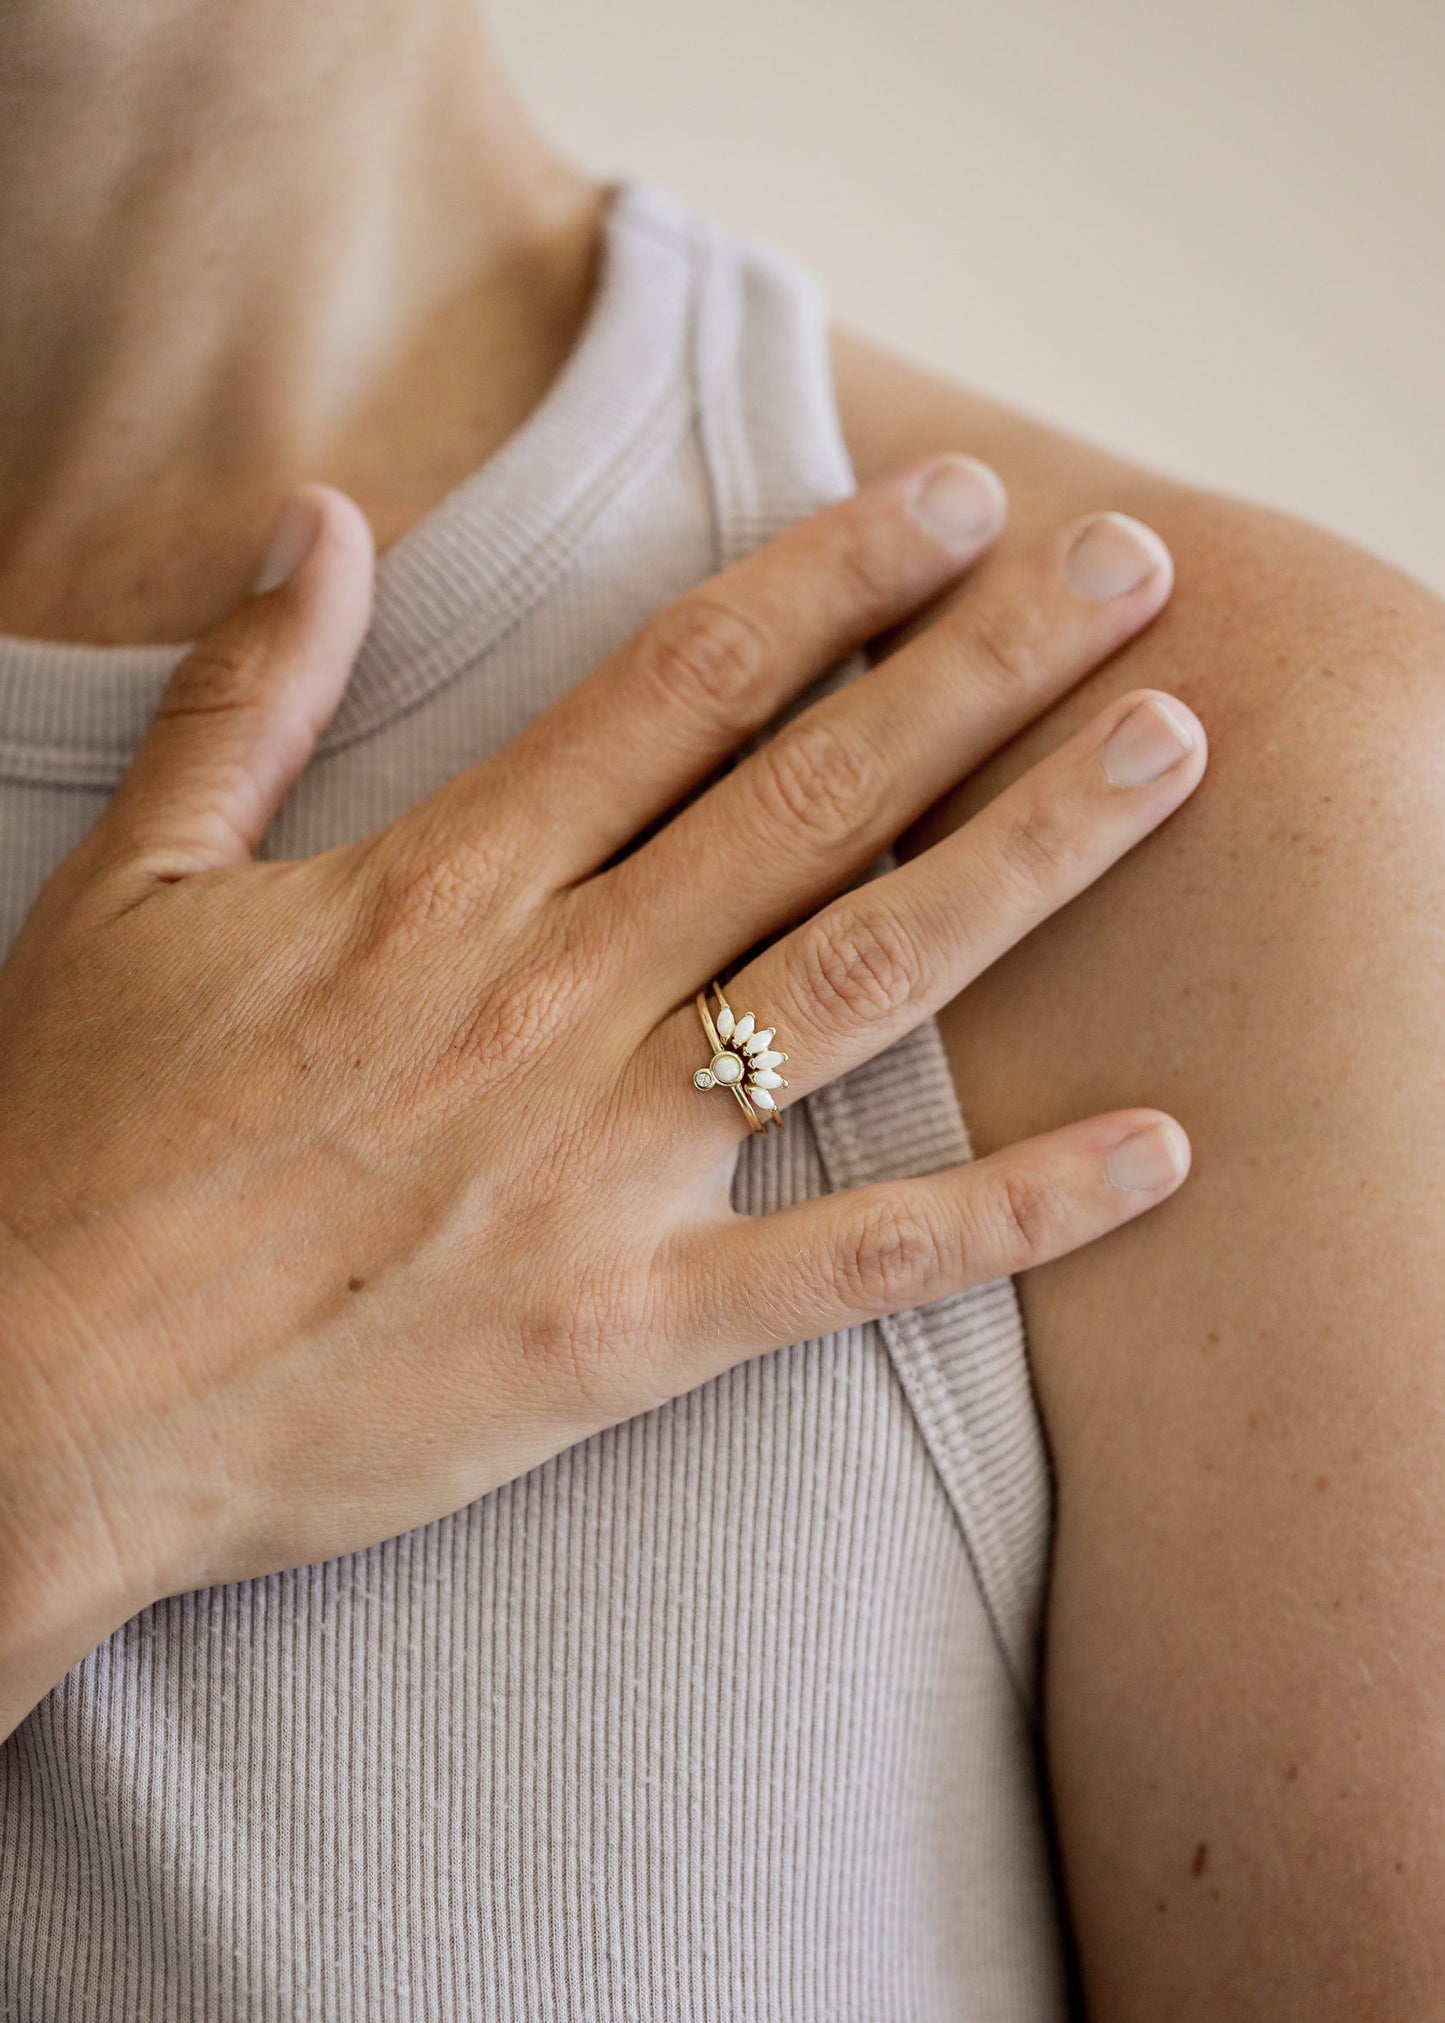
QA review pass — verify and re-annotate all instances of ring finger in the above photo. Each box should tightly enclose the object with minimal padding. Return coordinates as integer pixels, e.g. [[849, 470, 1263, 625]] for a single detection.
[[649, 683, 1206, 1138]]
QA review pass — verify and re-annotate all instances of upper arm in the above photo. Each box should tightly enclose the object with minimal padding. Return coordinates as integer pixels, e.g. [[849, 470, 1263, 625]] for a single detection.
[[835, 329, 1445, 2014]]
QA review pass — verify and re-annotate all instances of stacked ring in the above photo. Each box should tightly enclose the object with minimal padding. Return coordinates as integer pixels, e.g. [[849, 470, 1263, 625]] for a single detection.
[[691, 983, 788, 1133]]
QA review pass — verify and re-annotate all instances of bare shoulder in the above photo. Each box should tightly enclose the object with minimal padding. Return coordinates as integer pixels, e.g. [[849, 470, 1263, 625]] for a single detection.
[[836, 331, 1445, 2013], [831, 327, 1445, 1175]]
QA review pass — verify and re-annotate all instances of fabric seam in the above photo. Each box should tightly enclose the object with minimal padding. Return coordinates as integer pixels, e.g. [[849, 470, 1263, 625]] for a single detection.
[[687, 208, 1046, 1717]]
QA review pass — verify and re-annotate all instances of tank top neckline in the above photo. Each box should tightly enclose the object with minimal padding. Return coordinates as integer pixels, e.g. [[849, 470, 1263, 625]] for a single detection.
[[0, 180, 1051, 1710], [0, 181, 700, 786]]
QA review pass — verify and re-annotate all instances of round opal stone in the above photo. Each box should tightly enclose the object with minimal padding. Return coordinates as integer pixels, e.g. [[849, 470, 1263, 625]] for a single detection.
[[711, 1051, 744, 1086]]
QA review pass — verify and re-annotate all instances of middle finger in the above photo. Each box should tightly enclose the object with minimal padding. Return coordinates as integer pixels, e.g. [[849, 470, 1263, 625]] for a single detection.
[[608, 509, 1173, 999]]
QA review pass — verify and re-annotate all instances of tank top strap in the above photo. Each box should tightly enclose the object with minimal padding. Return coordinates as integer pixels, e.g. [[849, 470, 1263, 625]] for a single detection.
[[671, 188, 1054, 1707]]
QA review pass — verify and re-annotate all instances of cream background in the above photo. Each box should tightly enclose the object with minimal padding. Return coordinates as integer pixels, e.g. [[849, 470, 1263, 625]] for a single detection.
[[490, 0, 1444, 594]]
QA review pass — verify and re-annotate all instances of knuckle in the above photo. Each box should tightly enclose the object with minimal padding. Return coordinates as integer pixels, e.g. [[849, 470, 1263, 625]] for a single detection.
[[967, 602, 1048, 696], [752, 717, 880, 852], [448, 967, 572, 1080], [992, 794, 1079, 901], [368, 827, 513, 945], [983, 1164, 1070, 1269], [827, 515, 901, 617], [634, 594, 771, 726], [160, 632, 271, 721], [797, 905, 925, 1034], [520, 1255, 648, 1414], [832, 1198, 945, 1315], [375, 847, 482, 939]]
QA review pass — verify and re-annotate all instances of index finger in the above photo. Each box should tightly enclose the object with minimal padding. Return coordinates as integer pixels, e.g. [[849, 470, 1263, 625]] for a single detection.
[[416, 455, 1007, 887]]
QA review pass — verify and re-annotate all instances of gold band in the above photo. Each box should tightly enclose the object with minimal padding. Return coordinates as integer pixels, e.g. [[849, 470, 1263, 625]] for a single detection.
[[691, 982, 787, 1133]]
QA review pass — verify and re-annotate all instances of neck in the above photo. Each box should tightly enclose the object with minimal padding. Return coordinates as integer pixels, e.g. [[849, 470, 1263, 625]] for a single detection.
[[0, 0, 602, 644]]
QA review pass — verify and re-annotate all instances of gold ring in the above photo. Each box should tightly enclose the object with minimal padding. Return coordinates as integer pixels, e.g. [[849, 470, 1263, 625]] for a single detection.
[[692, 982, 787, 1132]]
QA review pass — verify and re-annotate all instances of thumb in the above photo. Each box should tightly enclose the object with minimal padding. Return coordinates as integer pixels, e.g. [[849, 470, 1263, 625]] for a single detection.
[[99, 482, 375, 878]]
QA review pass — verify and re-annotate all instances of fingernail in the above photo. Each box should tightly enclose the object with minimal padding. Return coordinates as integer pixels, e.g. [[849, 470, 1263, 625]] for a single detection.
[[1064, 512, 1170, 602], [1099, 696, 1198, 787], [1106, 1120, 1190, 1193], [253, 492, 322, 594], [909, 455, 1008, 550]]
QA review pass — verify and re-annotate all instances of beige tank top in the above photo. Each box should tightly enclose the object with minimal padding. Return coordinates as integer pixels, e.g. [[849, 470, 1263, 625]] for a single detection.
[[0, 182, 1069, 2020]]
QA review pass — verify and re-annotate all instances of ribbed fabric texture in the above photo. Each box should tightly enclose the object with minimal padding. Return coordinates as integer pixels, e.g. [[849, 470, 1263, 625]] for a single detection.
[[0, 184, 1066, 2021]]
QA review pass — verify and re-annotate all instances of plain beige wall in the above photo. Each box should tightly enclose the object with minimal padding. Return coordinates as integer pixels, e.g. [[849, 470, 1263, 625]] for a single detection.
[[490, 0, 1444, 595]]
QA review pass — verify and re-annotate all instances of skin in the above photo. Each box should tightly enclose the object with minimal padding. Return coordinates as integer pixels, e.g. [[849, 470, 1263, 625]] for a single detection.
[[835, 336, 1445, 2012], [0, 0, 604, 641], [0, 471, 1200, 1735], [2, 0, 1444, 2013]]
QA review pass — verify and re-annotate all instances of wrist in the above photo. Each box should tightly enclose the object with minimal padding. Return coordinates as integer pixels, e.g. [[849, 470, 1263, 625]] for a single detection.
[[0, 1523, 140, 1745], [0, 1246, 155, 1743]]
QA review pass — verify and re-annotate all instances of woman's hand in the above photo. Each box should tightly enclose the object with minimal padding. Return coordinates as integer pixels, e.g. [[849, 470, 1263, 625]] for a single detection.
[[0, 460, 1205, 1736]]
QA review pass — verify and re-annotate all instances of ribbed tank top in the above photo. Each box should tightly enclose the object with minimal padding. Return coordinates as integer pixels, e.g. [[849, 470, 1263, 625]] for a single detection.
[[0, 183, 1068, 2021]]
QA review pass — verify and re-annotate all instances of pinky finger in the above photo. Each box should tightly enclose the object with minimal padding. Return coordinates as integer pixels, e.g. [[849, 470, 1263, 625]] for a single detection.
[[685, 1109, 1191, 1357]]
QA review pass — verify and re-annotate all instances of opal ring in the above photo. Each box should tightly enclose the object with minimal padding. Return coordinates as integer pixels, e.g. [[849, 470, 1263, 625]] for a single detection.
[[692, 983, 788, 1132]]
